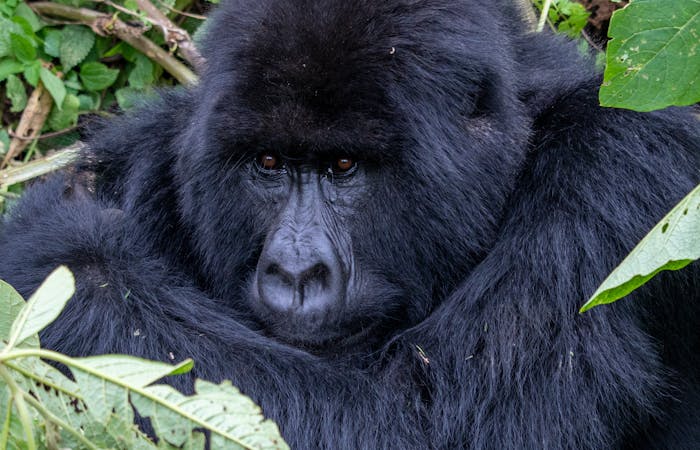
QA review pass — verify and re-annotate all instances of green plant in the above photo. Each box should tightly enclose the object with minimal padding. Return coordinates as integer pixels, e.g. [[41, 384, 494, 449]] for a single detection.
[[0, 267, 289, 449]]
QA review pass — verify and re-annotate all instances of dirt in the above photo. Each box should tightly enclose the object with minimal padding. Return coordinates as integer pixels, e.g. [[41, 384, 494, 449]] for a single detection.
[[576, 0, 629, 44]]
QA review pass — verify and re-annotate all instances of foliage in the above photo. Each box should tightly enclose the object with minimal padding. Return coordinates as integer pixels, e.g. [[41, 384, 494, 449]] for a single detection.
[[581, 0, 700, 310], [582, 184, 700, 311], [0, 0, 206, 165], [0, 267, 289, 449], [600, 0, 700, 111], [533, 0, 591, 37]]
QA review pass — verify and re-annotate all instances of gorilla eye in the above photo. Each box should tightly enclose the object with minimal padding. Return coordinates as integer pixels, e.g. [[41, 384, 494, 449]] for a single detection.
[[257, 153, 284, 172], [333, 157, 356, 174], [260, 154, 278, 169]]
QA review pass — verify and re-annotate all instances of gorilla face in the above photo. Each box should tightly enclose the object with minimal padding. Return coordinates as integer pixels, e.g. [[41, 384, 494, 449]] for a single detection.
[[175, 0, 530, 347]]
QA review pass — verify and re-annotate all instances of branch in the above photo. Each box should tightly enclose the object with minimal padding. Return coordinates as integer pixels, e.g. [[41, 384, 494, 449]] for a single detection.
[[29, 2, 197, 85], [133, 0, 205, 69], [0, 144, 83, 188]]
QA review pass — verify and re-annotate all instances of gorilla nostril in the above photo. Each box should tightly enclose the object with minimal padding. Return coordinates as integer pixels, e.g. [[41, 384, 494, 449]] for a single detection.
[[258, 257, 341, 313], [265, 263, 294, 286], [300, 263, 330, 289]]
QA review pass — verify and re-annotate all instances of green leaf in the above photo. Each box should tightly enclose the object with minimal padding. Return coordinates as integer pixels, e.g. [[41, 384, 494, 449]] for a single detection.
[[115, 86, 147, 110], [43, 29, 62, 58], [77, 92, 99, 111], [600, 0, 700, 111], [48, 93, 80, 131], [0, 58, 23, 81], [14, 3, 43, 32], [76, 355, 194, 390], [39, 66, 66, 107], [5, 74, 27, 112], [23, 59, 41, 86], [9, 33, 35, 63], [0, 279, 28, 343], [581, 184, 700, 312], [132, 380, 289, 449], [11, 17, 36, 42], [0, 129, 9, 156], [59, 25, 94, 72], [128, 54, 154, 89], [79, 61, 118, 91], [6, 266, 75, 349]]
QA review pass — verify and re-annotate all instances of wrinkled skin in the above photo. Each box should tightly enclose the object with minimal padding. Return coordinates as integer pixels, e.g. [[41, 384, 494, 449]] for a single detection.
[[1, 0, 699, 448]]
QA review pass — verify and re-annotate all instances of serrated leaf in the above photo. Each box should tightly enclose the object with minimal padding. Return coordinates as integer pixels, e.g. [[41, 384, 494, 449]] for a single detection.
[[128, 54, 154, 89], [60, 26, 94, 72], [0, 59, 23, 82], [43, 29, 62, 58], [582, 184, 700, 312], [132, 380, 289, 450], [6, 74, 27, 112], [6, 266, 75, 349], [9, 33, 35, 63], [14, 3, 43, 32], [47, 93, 80, 130], [39, 67, 66, 107], [76, 355, 194, 389], [11, 17, 36, 42], [600, 0, 700, 111], [23, 60, 41, 87], [70, 356, 193, 443], [115, 86, 147, 110], [79, 61, 118, 91]]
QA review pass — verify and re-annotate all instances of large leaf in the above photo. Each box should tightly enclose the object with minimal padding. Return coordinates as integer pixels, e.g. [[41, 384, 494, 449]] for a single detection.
[[6, 266, 75, 349], [59, 25, 94, 72], [79, 62, 119, 91], [5, 74, 27, 113], [48, 93, 80, 131], [39, 67, 66, 108], [0, 280, 29, 345], [0, 59, 24, 82], [132, 380, 289, 450], [600, 0, 700, 111], [581, 184, 700, 312], [9, 32, 35, 63]]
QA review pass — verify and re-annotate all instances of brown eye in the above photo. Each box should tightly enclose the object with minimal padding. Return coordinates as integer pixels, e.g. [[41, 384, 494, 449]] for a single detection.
[[259, 153, 279, 170], [334, 157, 355, 173]]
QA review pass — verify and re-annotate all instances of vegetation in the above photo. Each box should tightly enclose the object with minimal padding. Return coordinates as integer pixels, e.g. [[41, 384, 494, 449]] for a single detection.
[[0, 0, 698, 446], [0, 267, 289, 449]]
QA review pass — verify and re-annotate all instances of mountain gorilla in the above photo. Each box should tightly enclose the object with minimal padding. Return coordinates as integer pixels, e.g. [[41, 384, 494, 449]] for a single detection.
[[1, 0, 699, 448]]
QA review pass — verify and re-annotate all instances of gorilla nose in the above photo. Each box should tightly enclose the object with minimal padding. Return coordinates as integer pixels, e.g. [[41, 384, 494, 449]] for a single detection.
[[257, 245, 344, 313]]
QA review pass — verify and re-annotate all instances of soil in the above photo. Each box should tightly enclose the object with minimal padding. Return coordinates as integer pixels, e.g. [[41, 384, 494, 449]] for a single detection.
[[576, 0, 629, 45]]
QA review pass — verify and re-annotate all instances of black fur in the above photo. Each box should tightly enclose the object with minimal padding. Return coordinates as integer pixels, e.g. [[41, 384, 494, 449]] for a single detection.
[[1, 1, 699, 448]]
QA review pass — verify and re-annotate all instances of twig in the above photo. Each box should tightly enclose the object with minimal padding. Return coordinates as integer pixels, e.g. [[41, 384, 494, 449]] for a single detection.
[[8, 125, 79, 141], [3, 82, 53, 168], [156, 0, 206, 21], [133, 0, 205, 69], [536, 0, 553, 32], [29, 2, 197, 85], [0, 144, 83, 188]]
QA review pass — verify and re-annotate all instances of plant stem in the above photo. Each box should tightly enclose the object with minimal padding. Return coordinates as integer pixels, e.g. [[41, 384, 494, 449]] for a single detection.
[[29, 2, 197, 84], [536, 0, 553, 32], [20, 390, 99, 450], [0, 366, 36, 450]]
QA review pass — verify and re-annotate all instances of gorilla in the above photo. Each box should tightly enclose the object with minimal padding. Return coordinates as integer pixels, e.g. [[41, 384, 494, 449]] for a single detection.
[[1, 0, 699, 448]]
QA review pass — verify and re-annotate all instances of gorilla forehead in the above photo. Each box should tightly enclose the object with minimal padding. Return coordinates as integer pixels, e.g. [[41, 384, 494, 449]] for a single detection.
[[197, 0, 514, 158]]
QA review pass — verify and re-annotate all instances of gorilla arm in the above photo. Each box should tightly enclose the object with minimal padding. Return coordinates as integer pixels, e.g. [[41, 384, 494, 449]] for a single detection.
[[405, 98, 700, 449]]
